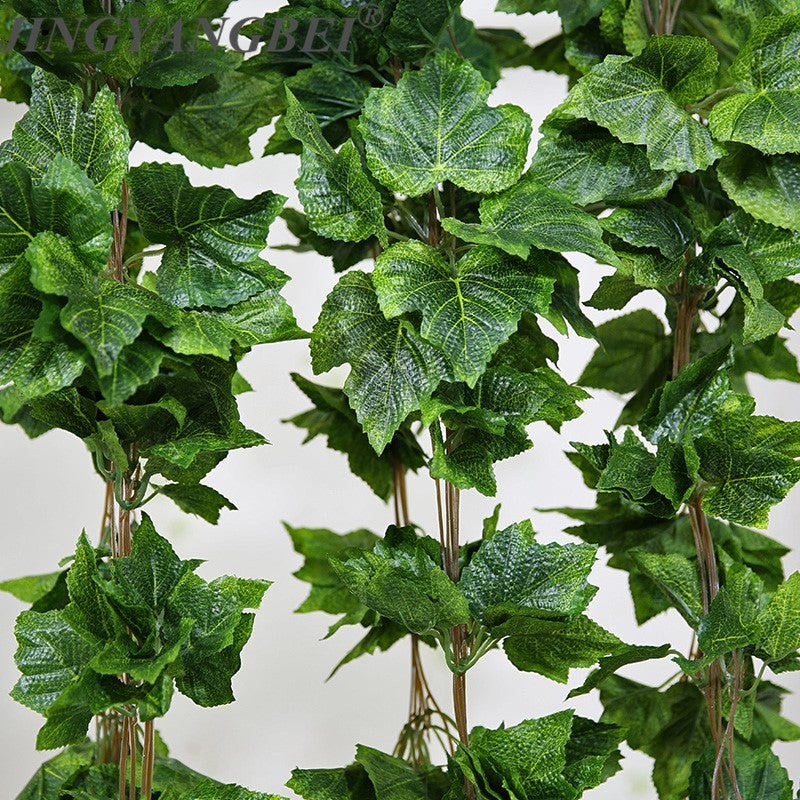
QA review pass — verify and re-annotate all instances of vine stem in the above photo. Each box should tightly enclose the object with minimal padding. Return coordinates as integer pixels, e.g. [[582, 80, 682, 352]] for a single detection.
[[392, 461, 455, 763]]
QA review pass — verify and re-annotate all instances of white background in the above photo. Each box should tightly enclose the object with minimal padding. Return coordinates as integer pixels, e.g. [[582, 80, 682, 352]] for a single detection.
[[0, 2, 798, 797]]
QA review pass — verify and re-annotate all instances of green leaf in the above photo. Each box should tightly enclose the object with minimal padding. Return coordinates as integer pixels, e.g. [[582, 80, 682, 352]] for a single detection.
[[66, 532, 118, 641], [360, 50, 531, 196], [164, 69, 285, 168], [330, 526, 470, 636], [718, 147, 800, 231], [286, 374, 425, 501], [500, 614, 622, 683], [441, 174, 619, 265], [0, 69, 128, 207], [128, 162, 286, 308], [310, 270, 449, 454], [757, 572, 800, 661], [429, 421, 532, 496], [556, 36, 724, 172], [579, 309, 672, 394], [16, 742, 94, 800], [0, 570, 63, 604], [285, 524, 379, 616], [284, 89, 388, 248], [373, 242, 554, 386], [529, 119, 677, 205], [640, 347, 733, 445], [716, 210, 800, 283], [595, 429, 657, 502], [456, 711, 576, 800], [630, 551, 704, 625], [601, 201, 693, 260], [159, 281, 303, 359], [384, 0, 462, 61], [709, 16, 800, 155], [355, 745, 430, 800], [568, 643, 672, 697], [681, 564, 762, 670], [459, 520, 597, 625], [11, 605, 100, 715], [159, 483, 237, 524], [697, 435, 800, 527]]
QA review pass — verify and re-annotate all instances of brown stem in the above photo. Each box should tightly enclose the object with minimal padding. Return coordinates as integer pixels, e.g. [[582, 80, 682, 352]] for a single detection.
[[141, 720, 155, 799]]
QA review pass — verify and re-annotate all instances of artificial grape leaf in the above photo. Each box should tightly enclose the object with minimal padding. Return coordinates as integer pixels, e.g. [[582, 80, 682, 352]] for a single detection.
[[10, 605, 101, 715], [680, 563, 762, 671], [568, 643, 672, 697], [631, 551, 704, 625], [459, 520, 597, 625], [455, 711, 576, 800], [158, 483, 237, 524], [176, 612, 255, 708], [715, 210, 800, 283], [717, 147, 800, 231], [709, 16, 800, 155], [640, 347, 733, 445], [28, 387, 97, 439], [159, 281, 304, 359], [164, 69, 285, 168], [286, 374, 426, 501], [0, 69, 128, 207], [384, 0, 462, 61], [0, 260, 86, 402], [529, 119, 677, 205], [65, 533, 118, 641], [330, 526, 470, 636], [15, 742, 94, 800], [697, 435, 800, 527], [284, 89, 388, 248], [601, 201, 693, 260], [310, 270, 449, 454], [96, 338, 165, 406], [360, 50, 530, 196], [429, 420, 532, 496], [128, 162, 286, 308], [355, 745, 430, 800], [0, 570, 63, 604], [499, 614, 622, 683], [555, 36, 724, 172], [595, 429, 657, 501], [373, 242, 554, 386], [441, 174, 619, 265], [286, 524, 379, 616], [579, 309, 672, 394], [757, 572, 800, 661]]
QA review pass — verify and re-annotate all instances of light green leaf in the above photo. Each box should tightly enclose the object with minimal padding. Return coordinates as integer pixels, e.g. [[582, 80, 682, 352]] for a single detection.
[[284, 89, 387, 248], [360, 50, 531, 196], [710, 16, 800, 155], [158, 483, 237, 525], [601, 201, 693, 260], [757, 572, 800, 661], [330, 526, 470, 636], [164, 70, 285, 168], [355, 745, 429, 800], [631, 551, 704, 625], [441, 173, 619, 264], [556, 36, 724, 172], [373, 242, 554, 386], [10, 606, 100, 715], [529, 119, 677, 205], [459, 521, 597, 625], [310, 270, 449, 454], [717, 147, 800, 231], [128, 162, 286, 308], [579, 309, 671, 395], [500, 614, 622, 683], [0, 69, 128, 207]]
